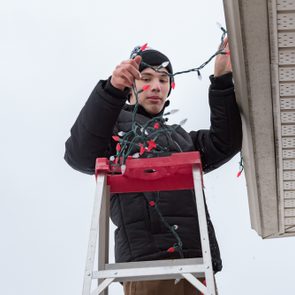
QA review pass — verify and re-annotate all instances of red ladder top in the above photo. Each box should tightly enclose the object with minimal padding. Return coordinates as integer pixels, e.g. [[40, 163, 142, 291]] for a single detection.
[[95, 151, 202, 193]]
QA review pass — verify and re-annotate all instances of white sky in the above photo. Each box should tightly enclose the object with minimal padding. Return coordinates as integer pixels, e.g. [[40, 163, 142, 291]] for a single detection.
[[1, 0, 295, 294]]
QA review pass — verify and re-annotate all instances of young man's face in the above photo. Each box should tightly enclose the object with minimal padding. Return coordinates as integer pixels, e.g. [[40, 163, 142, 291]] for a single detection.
[[130, 67, 170, 115]]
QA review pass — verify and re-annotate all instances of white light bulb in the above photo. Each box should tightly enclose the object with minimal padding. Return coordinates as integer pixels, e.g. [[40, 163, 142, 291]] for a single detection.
[[156, 61, 170, 70], [164, 109, 179, 116], [161, 61, 170, 68], [179, 118, 188, 126], [170, 109, 179, 114], [132, 153, 140, 159], [216, 22, 222, 29], [121, 164, 126, 175]]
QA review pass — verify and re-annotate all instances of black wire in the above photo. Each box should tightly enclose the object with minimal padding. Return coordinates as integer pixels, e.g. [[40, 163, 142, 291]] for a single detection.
[[140, 26, 227, 79], [148, 193, 184, 258]]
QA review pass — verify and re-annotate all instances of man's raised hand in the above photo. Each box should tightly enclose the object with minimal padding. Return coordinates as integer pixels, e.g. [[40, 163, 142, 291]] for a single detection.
[[110, 55, 142, 91]]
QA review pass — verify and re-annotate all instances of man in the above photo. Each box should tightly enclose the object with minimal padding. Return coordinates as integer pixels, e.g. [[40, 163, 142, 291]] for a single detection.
[[64, 39, 242, 294]]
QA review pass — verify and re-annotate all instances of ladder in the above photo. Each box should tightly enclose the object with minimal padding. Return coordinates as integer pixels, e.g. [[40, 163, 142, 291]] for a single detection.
[[82, 151, 216, 295]]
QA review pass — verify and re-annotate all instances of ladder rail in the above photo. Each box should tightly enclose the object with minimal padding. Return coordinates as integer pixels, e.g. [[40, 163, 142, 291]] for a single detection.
[[98, 185, 110, 295], [192, 165, 216, 295], [82, 173, 107, 295]]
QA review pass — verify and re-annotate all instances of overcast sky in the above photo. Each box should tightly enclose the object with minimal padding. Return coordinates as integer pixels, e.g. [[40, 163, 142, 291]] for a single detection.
[[1, 1, 295, 294]]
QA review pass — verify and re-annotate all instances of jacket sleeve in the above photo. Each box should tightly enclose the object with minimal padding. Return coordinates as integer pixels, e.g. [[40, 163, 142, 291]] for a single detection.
[[64, 78, 129, 174], [189, 72, 242, 173]]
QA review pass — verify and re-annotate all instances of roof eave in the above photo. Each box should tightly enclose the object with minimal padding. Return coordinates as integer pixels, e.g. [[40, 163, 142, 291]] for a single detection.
[[223, 0, 280, 238]]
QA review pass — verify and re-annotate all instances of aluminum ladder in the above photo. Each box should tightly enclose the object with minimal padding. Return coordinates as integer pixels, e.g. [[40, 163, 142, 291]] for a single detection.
[[82, 151, 216, 295]]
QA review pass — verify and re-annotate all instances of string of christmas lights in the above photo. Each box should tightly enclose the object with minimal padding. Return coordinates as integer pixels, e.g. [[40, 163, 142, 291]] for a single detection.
[[111, 25, 228, 171]]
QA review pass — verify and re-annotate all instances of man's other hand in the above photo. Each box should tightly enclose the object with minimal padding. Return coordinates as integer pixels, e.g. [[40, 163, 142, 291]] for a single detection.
[[214, 37, 232, 77]]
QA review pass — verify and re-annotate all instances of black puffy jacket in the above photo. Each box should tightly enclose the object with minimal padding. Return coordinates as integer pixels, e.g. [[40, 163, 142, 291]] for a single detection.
[[64, 73, 242, 272]]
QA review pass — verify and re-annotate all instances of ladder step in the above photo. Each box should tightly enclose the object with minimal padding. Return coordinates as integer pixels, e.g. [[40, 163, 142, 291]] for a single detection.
[[92, 258, 207, 282]]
